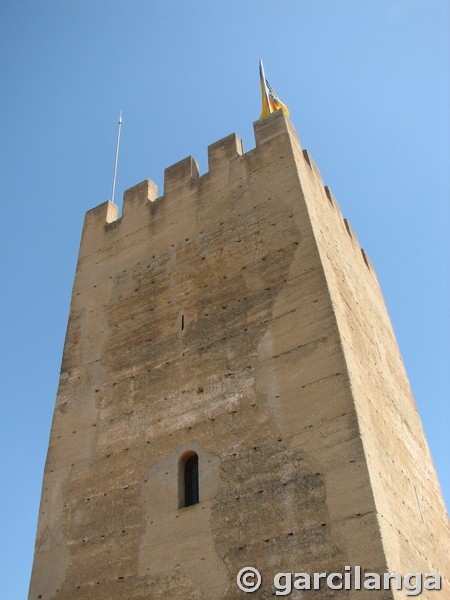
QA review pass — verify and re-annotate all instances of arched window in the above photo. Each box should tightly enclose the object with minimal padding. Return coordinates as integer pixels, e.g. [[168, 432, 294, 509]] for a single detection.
[[179, 452, 199, 507]]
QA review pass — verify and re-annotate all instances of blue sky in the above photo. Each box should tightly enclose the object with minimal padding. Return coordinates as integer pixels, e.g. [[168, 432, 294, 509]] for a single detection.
[[1, 1, 448, 597]]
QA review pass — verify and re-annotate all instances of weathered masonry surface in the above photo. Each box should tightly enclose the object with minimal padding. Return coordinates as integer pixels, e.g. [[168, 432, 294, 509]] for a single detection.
[[29, 110, 449, 599]]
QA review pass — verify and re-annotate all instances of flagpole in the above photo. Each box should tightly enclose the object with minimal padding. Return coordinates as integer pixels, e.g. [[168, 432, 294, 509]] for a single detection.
[[111, 110, 122, 205], [259, 59, 271, 115]]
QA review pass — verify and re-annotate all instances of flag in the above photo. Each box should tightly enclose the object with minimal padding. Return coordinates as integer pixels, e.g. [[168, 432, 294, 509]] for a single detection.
[[259, 59, 289, 119]]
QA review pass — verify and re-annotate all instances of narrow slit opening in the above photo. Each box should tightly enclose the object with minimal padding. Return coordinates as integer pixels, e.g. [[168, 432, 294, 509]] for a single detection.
[[179, 452, 199, 508]]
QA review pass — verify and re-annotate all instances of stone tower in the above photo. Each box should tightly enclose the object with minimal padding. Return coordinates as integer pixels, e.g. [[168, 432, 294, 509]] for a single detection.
[[29, 110, 449, 599]]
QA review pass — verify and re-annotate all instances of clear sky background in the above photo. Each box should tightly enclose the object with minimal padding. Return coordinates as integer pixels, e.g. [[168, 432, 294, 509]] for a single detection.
[[1, 1, 448, 597]]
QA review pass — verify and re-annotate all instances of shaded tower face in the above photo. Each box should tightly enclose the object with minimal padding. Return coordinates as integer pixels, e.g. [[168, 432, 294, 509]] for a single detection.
[[29, 111, 449, 599]]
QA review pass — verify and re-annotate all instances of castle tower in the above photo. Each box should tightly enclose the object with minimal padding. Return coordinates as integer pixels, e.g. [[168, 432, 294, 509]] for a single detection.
[[29, 110, 449, 599]]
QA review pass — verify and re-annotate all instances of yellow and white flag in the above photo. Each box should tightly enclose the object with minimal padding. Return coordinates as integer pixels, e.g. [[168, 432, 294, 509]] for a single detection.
[[259, 59, 289, 119]]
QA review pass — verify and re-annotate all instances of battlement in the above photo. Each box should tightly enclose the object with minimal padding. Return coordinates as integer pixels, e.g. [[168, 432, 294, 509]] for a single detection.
[[85, 109, 295, 225], [83, 109, 303, 223], [79, 109, 373, 277]]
